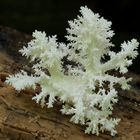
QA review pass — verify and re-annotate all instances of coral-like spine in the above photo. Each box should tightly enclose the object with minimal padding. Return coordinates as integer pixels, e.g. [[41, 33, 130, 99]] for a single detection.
[[6, 6, 139, 136]]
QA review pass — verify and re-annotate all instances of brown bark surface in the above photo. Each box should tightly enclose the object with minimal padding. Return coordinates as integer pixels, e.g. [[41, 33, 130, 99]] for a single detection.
[[0, 26, 140, 140]]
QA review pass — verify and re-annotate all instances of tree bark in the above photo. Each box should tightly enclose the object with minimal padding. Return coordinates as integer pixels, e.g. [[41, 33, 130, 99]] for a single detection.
[[0, 26, 140, 140]]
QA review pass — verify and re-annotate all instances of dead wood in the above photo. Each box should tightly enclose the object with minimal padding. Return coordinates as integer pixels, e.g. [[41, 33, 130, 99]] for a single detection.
[[0, 26, 140, 140]]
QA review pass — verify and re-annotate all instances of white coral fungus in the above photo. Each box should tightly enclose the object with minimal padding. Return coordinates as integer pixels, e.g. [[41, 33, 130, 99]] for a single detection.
[[6, 6, 139, 136]]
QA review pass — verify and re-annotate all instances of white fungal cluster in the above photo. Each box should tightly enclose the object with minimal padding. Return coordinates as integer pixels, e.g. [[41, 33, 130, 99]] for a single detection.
[[6, 6, 139, 136]]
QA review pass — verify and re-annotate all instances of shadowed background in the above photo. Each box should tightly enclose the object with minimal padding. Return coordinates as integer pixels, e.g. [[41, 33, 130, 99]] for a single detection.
[[0, 0, 140, 73]]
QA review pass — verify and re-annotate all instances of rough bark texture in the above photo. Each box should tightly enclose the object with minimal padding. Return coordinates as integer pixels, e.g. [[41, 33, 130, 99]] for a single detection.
[[0, 26, 140, 140]]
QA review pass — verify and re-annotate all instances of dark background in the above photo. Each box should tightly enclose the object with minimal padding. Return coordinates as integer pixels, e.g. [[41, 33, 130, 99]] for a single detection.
[[0, 0, 140, 73]]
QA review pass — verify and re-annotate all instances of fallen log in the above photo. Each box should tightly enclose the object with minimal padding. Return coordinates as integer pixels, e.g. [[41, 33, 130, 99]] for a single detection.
[[0, 26, 140, 140]]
